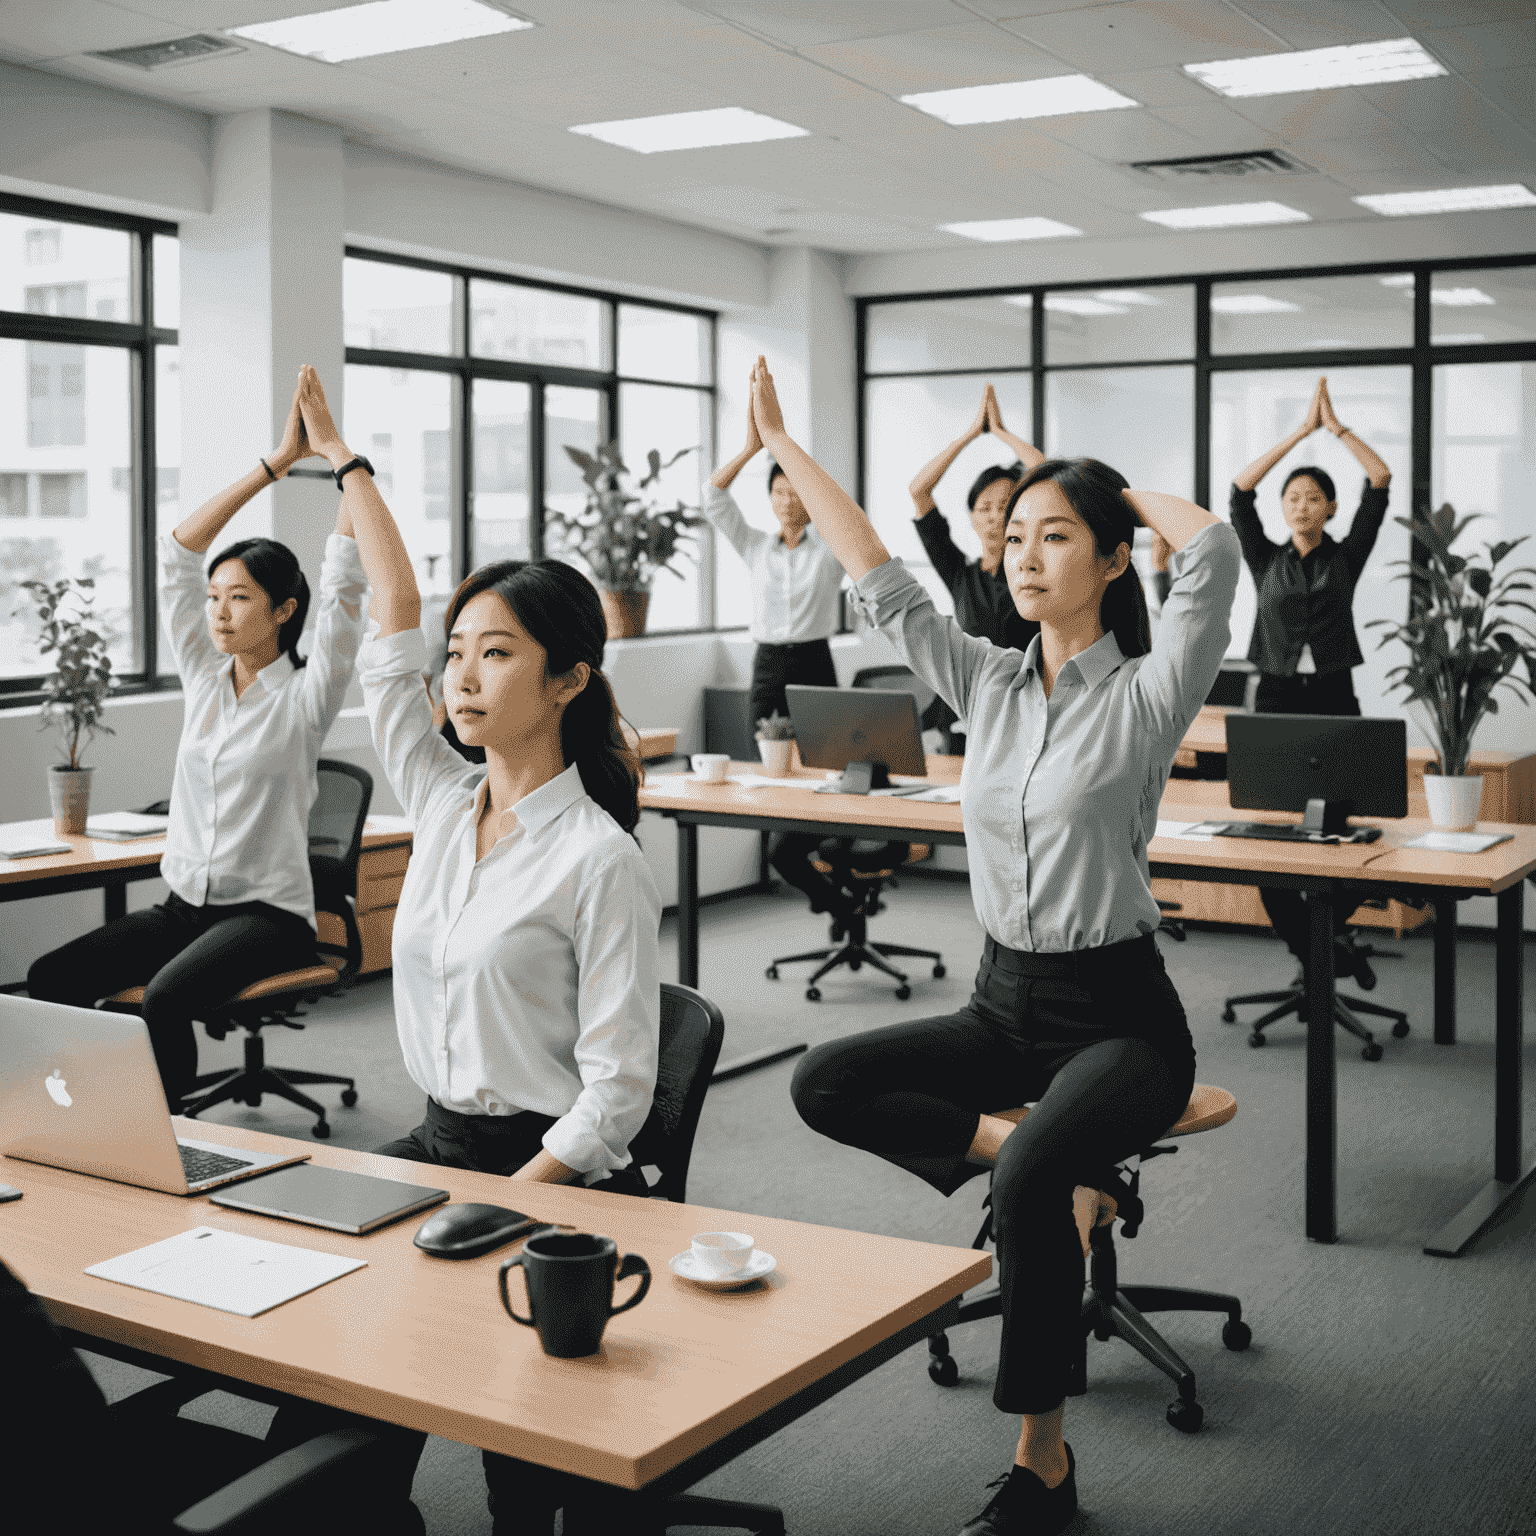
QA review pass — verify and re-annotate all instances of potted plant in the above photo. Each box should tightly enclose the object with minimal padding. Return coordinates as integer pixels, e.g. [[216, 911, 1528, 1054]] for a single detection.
[[755, 710, 795, 777], [17, 576, 116, 834], [1367, 503, 1536, 830], [547, 442, 705, 639]]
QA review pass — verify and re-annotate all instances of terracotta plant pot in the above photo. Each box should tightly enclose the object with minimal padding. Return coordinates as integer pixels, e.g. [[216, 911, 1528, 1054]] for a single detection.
[[49, 764, 94, 835], [1423, 773, 1483, 832], [600, 588, 650, 640]]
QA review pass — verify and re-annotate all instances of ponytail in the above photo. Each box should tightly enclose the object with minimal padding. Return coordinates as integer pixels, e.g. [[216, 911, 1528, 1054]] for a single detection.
[[208, 538, 311, 668], [560, 668, 643, 835]]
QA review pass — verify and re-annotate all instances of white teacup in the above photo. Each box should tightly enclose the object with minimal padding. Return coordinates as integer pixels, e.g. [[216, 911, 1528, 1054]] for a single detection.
[[691, 1230, 754, 1278], [691, 753, 730, 784]]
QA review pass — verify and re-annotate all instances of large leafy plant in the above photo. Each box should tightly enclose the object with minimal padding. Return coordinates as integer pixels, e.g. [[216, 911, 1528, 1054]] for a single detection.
[[16, 576, 116, 769], [546, 442, 704, 596], [1367, 503, 1536, 777]]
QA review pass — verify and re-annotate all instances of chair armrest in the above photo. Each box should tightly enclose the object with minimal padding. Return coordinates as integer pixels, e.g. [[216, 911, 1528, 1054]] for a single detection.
[[109, 1373, 221, 1422], [172, 1425, 386, 1535]]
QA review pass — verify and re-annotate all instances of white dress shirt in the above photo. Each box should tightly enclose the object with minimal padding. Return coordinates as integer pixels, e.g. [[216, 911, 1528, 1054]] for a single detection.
[[849, 522, 1241, 952], [158, 531, 367, 929], [358, 627, 661, 1177], [703, 484, 845, 643]]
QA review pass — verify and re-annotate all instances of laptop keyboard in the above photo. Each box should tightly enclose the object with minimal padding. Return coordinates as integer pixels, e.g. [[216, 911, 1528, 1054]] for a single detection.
[[179, 1145, 255, 1184]]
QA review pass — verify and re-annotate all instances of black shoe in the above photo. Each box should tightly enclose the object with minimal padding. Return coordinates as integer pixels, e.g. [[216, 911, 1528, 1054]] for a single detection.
[[1335, 939, 1376, 991], [958, 1446, 1077, 1536]]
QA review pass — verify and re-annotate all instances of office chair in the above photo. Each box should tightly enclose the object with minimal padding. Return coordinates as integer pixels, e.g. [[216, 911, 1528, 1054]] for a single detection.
[[924, 1085, 1250, 1435], [4, 1256, 422, 1535], [766, 666, 945, 1001], [104, 761, 374, 1137]]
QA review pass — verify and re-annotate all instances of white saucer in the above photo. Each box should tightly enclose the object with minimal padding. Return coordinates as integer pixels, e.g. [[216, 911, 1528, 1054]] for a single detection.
[[669, 1249, 776, 1290]]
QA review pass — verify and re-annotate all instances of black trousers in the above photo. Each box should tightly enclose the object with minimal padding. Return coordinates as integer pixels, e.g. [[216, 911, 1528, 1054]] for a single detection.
[[791, 934, 1195, 1415], [1253, 669, 1363, 960], [25, 892, 316, 1107]]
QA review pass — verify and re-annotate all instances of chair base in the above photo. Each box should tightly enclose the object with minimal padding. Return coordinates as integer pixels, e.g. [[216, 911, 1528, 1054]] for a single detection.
[[1222, 985, 1409, 1062], [767, 905, 943, 1002], [184, 1029, 356, 1140]]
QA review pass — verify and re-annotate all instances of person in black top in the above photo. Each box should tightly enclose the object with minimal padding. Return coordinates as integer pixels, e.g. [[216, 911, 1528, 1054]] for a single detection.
[[1229, 375, 1393, 978], [908, 384, 1044, 748]]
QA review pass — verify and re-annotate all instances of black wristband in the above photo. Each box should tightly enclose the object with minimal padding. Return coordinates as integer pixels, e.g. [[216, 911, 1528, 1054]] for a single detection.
[[259, 457, 278, 482], [1334, 426, 1352, 438], [332, 454, 374, 490]]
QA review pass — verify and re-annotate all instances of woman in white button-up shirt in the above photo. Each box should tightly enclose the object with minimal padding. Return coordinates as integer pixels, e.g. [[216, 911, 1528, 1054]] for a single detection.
[[27, 382, 366, 1109], [746, 359, 1241, 1536]]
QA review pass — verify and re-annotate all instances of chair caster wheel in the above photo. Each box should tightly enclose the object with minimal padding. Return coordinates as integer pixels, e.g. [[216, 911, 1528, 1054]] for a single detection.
[[895, 985, 911, 1001], [806, 987, 821, 1002], [849, 958, 862, 971], [1247, 1032, 1266, 1048], [1362, 1042, 1384, 1062], [312, 1120, 331, 1139], [1167, 1401, 1204, 1433], [928, 1355, 959, 1387], [340, 1088, 358, 1107], [765, 966, 779, 981], [932, 964, 946, 978], [1221, 1007, 1236, 1023], [1391, 1020, 1410, 1038], [1222, 1319, 1252, 1351]]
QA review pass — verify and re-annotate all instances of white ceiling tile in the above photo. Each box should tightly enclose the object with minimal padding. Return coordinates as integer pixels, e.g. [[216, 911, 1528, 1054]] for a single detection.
[[1148, 98, 1285, 149], [1410, 132, 1536, 176], [1357, 76, 1536, 149], [2, 0, 181, 60], [1000, 1, 1279, 71], [1298, 135, 1455, 182], [1220, 2, 1407, 49], [1098, 67, 1225, 109], [1417, 18, 1536, 72], [1228, 87, 1393, 141], [1465, 66, 1536, 127], [801, 21, 1060, 94], [970, 1, 1129, 17], [690, 1, 968, 48], [1030, 108, 1201, 162], [1372, 1, 1536, 28], [431, 65, 730, 127]]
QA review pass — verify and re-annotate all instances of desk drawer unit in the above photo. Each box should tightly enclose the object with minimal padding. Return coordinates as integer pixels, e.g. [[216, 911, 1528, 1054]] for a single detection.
[[356, 840, 412, 975]]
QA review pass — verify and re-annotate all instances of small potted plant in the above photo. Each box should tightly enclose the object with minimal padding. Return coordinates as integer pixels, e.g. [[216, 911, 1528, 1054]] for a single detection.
[[547, 442, 705, 639], [1367, 503, 1536, 830], [17, 576, 116, 833], [755, 710, 796, 777]]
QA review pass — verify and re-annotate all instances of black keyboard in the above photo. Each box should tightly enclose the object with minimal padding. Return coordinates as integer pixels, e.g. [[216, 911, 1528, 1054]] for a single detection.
[[1221, 822, 1382, 845], [178, 1145, 255, 1184]]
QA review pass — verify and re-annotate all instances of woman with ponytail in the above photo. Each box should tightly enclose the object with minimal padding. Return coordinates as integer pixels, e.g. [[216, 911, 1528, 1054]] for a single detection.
[[27, 374, 366, 1109], [749, 349, 1240, 1536]]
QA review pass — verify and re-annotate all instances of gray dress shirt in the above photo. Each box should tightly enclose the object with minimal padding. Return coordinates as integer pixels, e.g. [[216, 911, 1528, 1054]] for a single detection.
[[848, 521, 1241, 952]]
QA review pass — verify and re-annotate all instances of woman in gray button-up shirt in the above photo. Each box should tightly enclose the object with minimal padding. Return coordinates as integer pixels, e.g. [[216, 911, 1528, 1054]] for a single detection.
[[747, 358, 1241, 1536]]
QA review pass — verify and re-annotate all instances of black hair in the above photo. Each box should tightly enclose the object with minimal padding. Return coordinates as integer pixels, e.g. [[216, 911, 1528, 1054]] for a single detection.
[[207, 538, 310, 668], [1281, 465, 1336, 503], [966, 462, 1022, 513], [1006, 457, 1151, 659], [445, 559, 642, 835], [766, 459, 786, 492]]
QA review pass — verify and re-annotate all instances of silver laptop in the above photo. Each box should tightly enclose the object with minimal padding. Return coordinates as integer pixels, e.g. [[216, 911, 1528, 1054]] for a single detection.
[[0, 995, 309, 1194]]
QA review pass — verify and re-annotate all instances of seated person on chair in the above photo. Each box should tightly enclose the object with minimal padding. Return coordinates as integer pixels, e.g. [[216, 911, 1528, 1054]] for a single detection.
[[1228, 375, 1392, 986], [292, 365, 660, 1536], [907, 382, 1043, 750], [26, 375, 366, 1109], [743, 353, 1240, 1536], [704, 401, 852, 919]]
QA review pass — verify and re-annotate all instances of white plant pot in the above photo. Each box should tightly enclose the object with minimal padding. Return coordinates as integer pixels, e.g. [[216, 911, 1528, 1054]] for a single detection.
[[757, 738, 793, 777], [49, 764, 94, 835], [1423, 774, 1482, 832]]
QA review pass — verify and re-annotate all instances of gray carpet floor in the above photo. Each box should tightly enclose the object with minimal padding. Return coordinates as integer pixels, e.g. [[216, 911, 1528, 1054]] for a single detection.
[[84, 876, 1536, 1535]]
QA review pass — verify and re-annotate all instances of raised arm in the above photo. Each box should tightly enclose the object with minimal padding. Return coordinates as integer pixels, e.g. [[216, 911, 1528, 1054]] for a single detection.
[[298, 502, 368, 736], [1317, 377, 1390, 489], [1232, 377, 1323, 494], [751, 357, 889, 581], [909, 386, 989, 516], [985, 387, 1046, 475], [295, 364, 419, 639], [1122, 488, 1219, 553]]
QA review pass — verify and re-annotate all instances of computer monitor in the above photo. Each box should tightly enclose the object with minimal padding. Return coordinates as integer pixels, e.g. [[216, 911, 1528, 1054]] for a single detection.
[[785, 684, 927, 793], [1226, 714, 1408, 833]]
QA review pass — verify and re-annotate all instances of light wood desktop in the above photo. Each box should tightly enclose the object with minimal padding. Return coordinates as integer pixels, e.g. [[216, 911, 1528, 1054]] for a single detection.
[[4, 1120, 990, 1495]]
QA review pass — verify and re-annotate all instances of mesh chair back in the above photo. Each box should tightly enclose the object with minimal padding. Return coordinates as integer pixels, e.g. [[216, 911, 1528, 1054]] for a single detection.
[[627, 982, 725, 1203], [852, 665, 943, 731], [310, 759, 373, 977]]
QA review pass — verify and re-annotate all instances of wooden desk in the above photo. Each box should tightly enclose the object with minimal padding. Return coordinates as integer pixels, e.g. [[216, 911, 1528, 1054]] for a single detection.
[[642, 769, 1536, 1254], [4, 1120, 989, 1498]]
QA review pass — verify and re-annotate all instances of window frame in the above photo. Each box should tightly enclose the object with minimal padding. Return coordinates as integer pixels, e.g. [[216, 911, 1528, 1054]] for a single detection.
[[1, 191, 177, 703]]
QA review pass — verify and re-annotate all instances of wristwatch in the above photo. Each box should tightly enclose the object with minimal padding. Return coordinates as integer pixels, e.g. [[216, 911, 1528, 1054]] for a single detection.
[[332, 454, 374, 490]]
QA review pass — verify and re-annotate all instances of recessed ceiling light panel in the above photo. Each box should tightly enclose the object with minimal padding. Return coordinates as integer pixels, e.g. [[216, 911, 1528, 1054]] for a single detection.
[[1140, 201, 1309, 230], [1430, 288, 1496, 308], [1436, 333, 1487, 344], [940, 218, 1083, 242], [1210, 295, 1302, 314], [902, 75, 1137, 125], [227, 0, 531, 63], [1355, 184, 1536, 216], [569, 107, 809, 153], [1094, 289, 1162, 307], [1185, 38, 1445, 98], [1044, 295, 1128, 316], [1378, 274, 1415, 288]]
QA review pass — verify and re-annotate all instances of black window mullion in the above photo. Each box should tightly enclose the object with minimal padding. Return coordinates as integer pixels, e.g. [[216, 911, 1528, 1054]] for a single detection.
[[1030, 293, 1045, 449], [1410, 266, 1434, 618], [138, 231, 158, 684], [1194, 277, 1212, 513], [530, 383, 546, 562], [457, 366, 472, 581]]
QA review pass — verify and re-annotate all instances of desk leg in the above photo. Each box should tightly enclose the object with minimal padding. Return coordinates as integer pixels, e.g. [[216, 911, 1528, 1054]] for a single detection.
[[1425, 883, 1535, 1257], [1305, 889, 1338, 1244], [677, 821, 699, 989], [104, 883, 125, 924], [1433, 900, 1457, 1045]]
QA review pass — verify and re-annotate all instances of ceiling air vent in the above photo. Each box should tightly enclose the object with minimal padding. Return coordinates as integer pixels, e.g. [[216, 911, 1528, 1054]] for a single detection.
[[1125, 149, 1312, 180], [87, 35, 244, 71]]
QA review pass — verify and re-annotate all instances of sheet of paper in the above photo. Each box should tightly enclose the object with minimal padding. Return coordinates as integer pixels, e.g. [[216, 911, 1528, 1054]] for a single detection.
[[0, 833, 71, 859], [86, 811, 169, 836], [1403, 831, 1514, 854], [364, 814, 414, 836], [86, 1225, 365, 1318], [906, 784, 962, 803], [1155, 820, 1218, 842], [727, 774, 827, 789]]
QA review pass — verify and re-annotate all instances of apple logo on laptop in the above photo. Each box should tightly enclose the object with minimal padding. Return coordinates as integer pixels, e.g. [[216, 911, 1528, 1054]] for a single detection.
[[45, 1069, 72, 1108]]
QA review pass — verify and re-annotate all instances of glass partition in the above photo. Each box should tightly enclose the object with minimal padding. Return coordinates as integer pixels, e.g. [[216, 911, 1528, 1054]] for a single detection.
[[1044, 285, 1193, 365], [471, 280, 609, 369], [1432, 361, 1536, 554], [1212, 273, 1413, 354], [1430, 264, 1536, 346], [1046, 366, 1194, 496], [471, 378, 531, 567], [866, 295, 1032, 374], [618, 305, 710, 385], [344, 257, 454, 355]]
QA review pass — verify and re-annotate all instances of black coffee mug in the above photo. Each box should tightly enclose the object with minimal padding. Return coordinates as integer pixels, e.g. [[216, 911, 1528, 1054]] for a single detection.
[[499, 1232, 651, 1358]]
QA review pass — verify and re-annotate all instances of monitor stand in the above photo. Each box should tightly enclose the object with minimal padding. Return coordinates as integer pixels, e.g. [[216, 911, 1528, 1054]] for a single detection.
[[1302, 797, 1351, 836], [819, 760, 890, 796]]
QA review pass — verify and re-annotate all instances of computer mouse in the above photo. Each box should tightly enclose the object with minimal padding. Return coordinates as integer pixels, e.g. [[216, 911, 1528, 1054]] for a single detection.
[[412, 1202, 540, 1259]]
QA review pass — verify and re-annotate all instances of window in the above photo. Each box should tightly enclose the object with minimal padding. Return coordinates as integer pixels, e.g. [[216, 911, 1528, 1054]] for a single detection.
[[866, 296, 1032, 374], [1211, 273, 1412, 354], [1044, 285, 1193, 366], [1047, 367, 1195, 497], [1430, 264, 1536, 346], [1432, 361, 1536, 552], [343, 252, 716, 632]]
